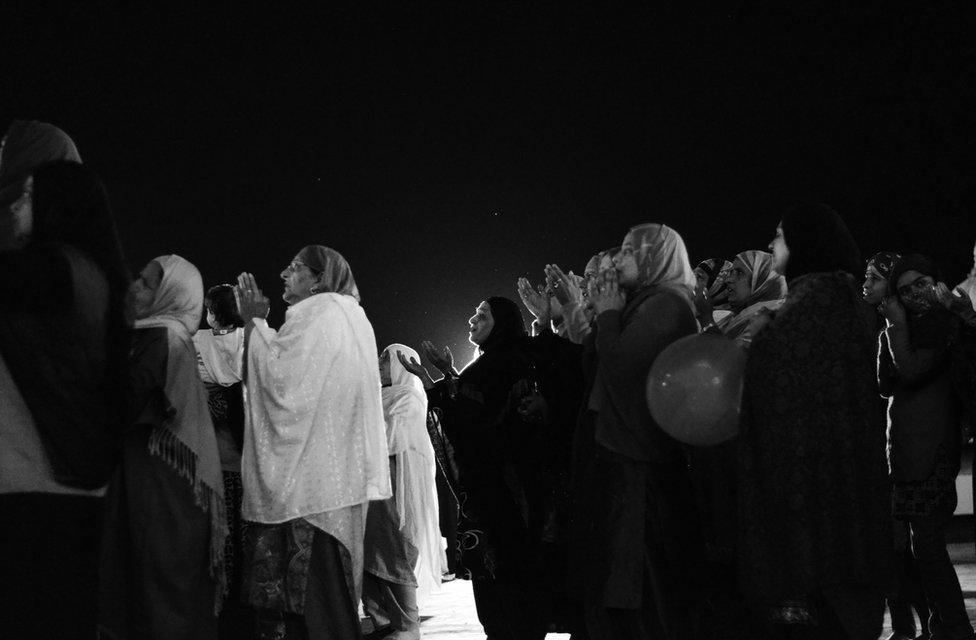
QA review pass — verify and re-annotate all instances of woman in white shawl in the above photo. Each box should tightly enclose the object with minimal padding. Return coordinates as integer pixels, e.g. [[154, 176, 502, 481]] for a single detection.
[[362, 343, 441, 640], [99, 254, 226, 640], [235, 245, 390, 640], [709, 250, 787, 348]]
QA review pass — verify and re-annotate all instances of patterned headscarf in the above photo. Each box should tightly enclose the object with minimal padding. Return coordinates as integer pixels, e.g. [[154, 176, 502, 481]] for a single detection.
[[866, 251, 900, 281], [297, 245, 361, 302], [622, 223, 696, 293], [731, 250, 787, 311]]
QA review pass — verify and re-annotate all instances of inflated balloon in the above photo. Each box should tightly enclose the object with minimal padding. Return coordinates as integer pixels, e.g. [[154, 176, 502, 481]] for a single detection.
[[646, 333, 746, 446]]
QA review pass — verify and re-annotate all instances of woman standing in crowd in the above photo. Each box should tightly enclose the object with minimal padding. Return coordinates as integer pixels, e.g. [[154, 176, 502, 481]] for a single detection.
[[737, 203, 889, 639], [100, 254, 227, 639], [880, 254, 974, 640], [0, 160, 129, 639], [235, 245, 390, 640], [409, 296, 546, 639], [194, 283, 251, 638], [582, 223, 701, 640], [702, 250, 786, 347], [362, 343, 441, 640], [862, 251, 931, 640]]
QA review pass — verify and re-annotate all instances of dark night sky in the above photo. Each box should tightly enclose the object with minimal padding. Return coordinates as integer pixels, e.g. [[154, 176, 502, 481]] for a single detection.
[[6, 3, 976, 364]]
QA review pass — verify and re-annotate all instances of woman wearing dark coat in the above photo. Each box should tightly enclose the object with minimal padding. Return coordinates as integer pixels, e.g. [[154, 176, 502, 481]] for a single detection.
[[582, 223, 702, 640], [879, 253, 974, 640], [414, 296, 548, 639], [737, 203, 890, 639]]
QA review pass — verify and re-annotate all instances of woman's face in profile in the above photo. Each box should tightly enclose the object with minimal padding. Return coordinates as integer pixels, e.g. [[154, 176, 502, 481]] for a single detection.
[[129, 261, 163, 320], [468, 301, 495, 346], [769, 224, 789, 275], [0, 175, 33, 251]]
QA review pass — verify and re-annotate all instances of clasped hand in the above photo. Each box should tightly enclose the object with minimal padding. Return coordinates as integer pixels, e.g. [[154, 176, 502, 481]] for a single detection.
[[587, 269, 626, 315], [234, 272, 271, 321]]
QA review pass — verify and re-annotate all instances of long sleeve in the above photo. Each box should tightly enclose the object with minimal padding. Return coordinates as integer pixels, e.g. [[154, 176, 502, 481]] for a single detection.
[[884, 322, 944, 386]]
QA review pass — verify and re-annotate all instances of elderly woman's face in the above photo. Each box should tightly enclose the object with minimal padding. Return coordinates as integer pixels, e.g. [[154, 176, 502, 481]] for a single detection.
[[280, 255, 320, 305], [468, 301, 495, 346], [725, 258, 753, 310], [129, 260, 163, 320], [0, 175, 33, 251]]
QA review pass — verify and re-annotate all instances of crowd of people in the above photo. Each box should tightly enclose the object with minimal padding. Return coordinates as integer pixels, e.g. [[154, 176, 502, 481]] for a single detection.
[[1, 118, 976, 640]]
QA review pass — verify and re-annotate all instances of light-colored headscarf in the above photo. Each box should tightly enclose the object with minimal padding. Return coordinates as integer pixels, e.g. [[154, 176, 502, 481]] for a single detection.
[[717, 250, 787, 342], [622, 223, 696, 296], [379, 344, 441, 598], [298, 245, 361, 302], [957, 241, 976, 310], [132, 254, 226, 607], [137, 255, 203, 335], [0, 120, 81, 206]]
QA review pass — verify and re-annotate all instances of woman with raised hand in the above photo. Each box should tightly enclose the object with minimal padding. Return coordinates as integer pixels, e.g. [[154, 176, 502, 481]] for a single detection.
[[410, 297, 547, 639], [100, 254, 226, 640], [582, 223, 701, 640], [235, 245, 390, 640], [0, 160, 129, 639], [737, 203, 889, 639], [880, 254, 974, 640], [362, 343, 441, 640]]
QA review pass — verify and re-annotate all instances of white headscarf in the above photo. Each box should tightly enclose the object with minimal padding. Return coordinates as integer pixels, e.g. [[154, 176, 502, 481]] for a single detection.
[[623, 223, 697, 300], [132, 254, 226, 605], [717, 250, 787, 342], [380, 344, 441, 597]]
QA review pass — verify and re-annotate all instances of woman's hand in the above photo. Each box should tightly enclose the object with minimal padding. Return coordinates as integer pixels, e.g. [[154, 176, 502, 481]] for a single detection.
[[587, 269, 626, 315], [234, 272, 271, 322], [517, 277, 551, 322], [935, 282, 975, 319], [693, 286, 715, 325], [545, 264, 582, 307], [882, 296, 907, 326], [397, 351, 434, 389], [421, 340, 455, 377]]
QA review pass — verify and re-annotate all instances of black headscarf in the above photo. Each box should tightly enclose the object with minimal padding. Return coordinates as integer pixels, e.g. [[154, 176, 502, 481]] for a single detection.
[[0, 120, 81, 208], [0, 160, 130, 488], [479, 296, 527, 353], [780, 202, 862, 282]]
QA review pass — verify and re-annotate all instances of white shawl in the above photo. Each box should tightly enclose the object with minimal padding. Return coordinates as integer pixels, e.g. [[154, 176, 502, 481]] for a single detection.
[[243, 292, 391, 524], [194, 328, 244, 386], [381, 344, 442, 599]]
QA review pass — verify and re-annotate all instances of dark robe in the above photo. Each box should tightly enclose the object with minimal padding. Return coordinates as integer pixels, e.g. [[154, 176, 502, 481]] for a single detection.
[[737, 272, 889, 636]]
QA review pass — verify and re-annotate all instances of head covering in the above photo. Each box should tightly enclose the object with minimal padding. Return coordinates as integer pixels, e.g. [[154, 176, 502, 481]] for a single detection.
[[137, 255, 204, 334], [866, 251, 901, 281], [0, 120, 81, 207], [888, 253, 943, 317], [732, 250, 787, 311], [132, 254, 226, 602], [780, 203, 862, 282], [708, 260, 734, 301], [378, 343, 441, 599], [479, 296, 527, 353], [622, 223, 697, 293], [297, 245, 361, 302], [695, 259, 723, 290]]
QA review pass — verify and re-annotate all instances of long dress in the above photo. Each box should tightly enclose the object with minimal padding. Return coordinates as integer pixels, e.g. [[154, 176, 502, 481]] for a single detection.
[[242, 292, 390, 639], [737, 271, 889, 638]]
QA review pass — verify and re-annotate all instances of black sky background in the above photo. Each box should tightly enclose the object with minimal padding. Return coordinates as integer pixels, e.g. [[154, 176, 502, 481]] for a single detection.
[[6, 3, 976, 364]]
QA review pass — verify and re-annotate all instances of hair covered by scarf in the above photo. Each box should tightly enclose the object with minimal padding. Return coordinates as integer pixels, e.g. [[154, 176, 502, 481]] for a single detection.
[[866, 251, 901, 281], [138, 255, 204, 334], [623, 223, 697, 294], [733, 250, 787, 310], [780, 203, 862, 282], [479, 296, 527, 353], [297, 244, 361, 301], [0, 120, 81, 207]]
